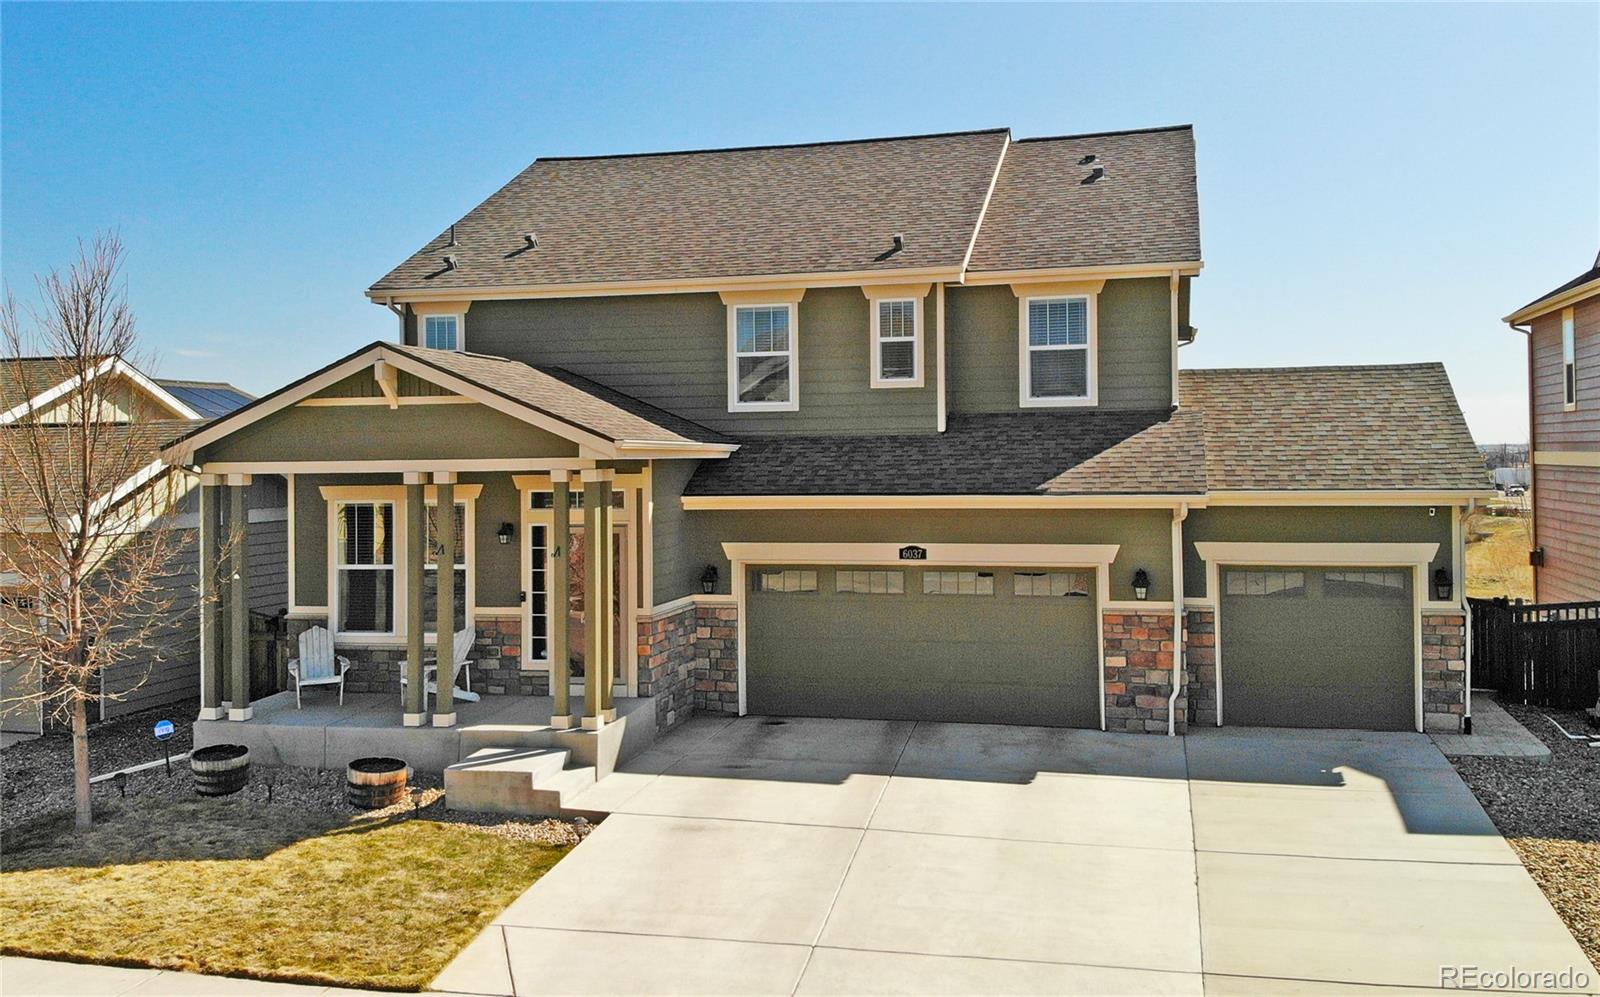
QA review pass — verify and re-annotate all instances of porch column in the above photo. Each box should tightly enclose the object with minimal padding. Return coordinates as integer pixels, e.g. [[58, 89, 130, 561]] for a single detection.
[[404, 473, 427, 726], [581, 469, 615, 729], [197, 475, 225, 720], [432, 473, 457, 728], [596, 473, 616, 722], [549, 471, 575, 728], [227, 474, 252, 721]]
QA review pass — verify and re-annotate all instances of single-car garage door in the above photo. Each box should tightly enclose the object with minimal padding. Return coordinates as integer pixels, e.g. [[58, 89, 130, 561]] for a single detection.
[[1220, 565, 1415, 731], [745, 564, 1100, 727]]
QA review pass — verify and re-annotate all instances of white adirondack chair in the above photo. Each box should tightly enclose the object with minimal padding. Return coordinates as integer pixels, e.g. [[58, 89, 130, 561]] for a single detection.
[[401, 627, 480, 707], [287, 626, 350, 707]]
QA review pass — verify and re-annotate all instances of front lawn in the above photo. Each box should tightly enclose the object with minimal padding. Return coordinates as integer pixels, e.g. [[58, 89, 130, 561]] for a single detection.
[[0, 771, 576, 991]]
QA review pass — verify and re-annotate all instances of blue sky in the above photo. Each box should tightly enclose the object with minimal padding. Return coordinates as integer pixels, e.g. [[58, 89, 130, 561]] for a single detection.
[[3, 3, 1595, 442]]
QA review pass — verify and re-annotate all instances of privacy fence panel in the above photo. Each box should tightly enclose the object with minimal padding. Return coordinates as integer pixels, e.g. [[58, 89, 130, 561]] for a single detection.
[[1469, 598, 1600, 710]]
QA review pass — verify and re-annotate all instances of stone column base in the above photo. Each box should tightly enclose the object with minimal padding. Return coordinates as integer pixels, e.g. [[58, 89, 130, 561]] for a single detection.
[[403, 713, 428, 728], [197, 706, 226, 721], [227, 706, 254, 722], [549, 714, 578, 730], [432, 712, 456, 728], [581, 714, 606, 731]]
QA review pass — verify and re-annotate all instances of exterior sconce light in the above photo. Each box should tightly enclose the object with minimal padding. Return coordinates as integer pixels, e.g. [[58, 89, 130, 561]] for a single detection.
[[700, 565, 719, 595], [496, 522, 514, 545], [1433, 568, 1453, 602], [1132, 569, 1151, 601]]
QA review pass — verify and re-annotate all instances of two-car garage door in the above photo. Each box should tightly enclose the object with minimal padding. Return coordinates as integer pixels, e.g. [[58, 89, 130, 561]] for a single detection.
[[1218, 565, 1416, 731], [745, 564, 1100, 728]]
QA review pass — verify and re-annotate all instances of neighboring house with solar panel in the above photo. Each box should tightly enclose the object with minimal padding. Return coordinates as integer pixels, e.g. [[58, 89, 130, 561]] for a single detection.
[[1, 356, 284, 733], [159, 124, 1493, 782]]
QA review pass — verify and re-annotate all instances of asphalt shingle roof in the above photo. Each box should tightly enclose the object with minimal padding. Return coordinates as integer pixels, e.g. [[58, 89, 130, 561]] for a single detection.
[[370, 130, 1010, 292], [2, 420, 199, 507], [1179, 363, 1489, 492], [1512, 259, 1600, 318], [967, 126, 1202, 273], [369, 125, 1202, 294]]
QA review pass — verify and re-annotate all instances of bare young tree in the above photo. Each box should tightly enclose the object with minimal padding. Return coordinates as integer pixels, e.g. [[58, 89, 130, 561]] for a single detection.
[[1, 234, 200, 830]]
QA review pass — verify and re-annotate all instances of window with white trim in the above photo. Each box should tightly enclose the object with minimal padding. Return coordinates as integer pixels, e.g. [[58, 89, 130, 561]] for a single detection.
[[423, 314, 461, 351], [1021, 296, 1092, 405], [923, 571, 994, 596], [1563, 307, 1577, 409], [835, 569, 904, 594], [422, 501, 468, 634], [871, 298, 922, 387], [1013, 571, 1091, 597], [336, 501, 395, 635], [1323, 570, 1408, 599], [754, 569, 818, 593], [729, 304, 796, 410], [1223, 569, 1305, 598]]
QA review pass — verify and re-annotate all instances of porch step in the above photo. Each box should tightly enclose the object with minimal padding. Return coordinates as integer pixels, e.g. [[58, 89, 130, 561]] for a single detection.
[[444, 746, 597, 817]]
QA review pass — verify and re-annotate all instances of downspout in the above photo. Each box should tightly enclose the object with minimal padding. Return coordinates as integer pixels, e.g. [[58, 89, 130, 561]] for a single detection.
[[1462, 498, 1476, 734], [384, 296, 405, 344], [1168, 503, 1190, 735], [1512, 321, 1536, 601], [936, 283, 948, 433], [1169, 271, 1181, 409]]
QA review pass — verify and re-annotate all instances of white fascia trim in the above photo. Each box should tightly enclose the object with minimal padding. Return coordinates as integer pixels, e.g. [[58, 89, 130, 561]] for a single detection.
[[645, 592, 738, 619], [1204, 489, 1495, 506], [721, 541, 1120, 567], [161, 344, 618, 465], [1, 356, 203, 425], [1503, 276, 1600, 325], [117, 360, 204, 420], [960, 261, 1204, 286], [368, 266, 967, 304], [1193, 541, 1440, 566], [1532, 450, 1600, 468], [616, 440, 739, 459], [682, 494, 1199, 510]]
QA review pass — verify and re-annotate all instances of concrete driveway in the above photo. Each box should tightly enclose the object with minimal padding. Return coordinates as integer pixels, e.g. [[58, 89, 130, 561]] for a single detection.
[[434, 717, 1597, 996]]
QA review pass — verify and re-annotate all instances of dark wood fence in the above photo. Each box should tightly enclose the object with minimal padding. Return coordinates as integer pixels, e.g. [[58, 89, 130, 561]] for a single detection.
[[1468, 597, 1600, 709]]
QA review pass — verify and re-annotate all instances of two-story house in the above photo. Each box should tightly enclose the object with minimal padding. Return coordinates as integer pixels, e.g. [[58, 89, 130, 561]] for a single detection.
[[162, 125, 1491, 753], [1505, 255, 1600, 603]]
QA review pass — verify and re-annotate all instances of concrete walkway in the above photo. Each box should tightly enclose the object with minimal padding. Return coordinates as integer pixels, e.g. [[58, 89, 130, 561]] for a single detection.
[[1430, 692, 1553, 761], [431, 716, 1598, 996], [0, 956, 390, 996]]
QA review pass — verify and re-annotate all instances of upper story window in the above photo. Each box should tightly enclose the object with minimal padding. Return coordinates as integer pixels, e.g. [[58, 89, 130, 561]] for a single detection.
[[728, 303, 798, 412], [423, 314, 462, 352], [871, 298, 923, 388], [1563, 307, 1577, 410], [1019, 295, 1095, 407]]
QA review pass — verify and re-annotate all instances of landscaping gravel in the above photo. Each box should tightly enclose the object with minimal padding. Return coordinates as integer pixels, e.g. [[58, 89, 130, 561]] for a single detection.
[[1452, 702, 1600, 971]]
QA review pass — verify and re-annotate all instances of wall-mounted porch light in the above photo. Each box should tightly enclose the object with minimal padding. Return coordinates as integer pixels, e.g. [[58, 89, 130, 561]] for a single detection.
[[496, 522, 515, 545], [700, 565, 719, 595], [1132, 569, 1151, 601], [1433, 568, 1453, 602]]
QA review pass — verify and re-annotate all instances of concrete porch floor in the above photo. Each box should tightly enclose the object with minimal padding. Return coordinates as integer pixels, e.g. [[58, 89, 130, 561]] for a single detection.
[[192, 691, 657, 774]]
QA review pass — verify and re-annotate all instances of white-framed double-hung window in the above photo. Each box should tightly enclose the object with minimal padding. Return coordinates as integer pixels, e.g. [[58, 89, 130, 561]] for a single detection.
[[423, 314, 462, 352], [871, 298, 923, 387], [1563, 307, 1577, 410], [335, 501, 396, 636], [422, 500, 471, 636], [728, 303, 798, 411], [1019, 295, 1095, 406]]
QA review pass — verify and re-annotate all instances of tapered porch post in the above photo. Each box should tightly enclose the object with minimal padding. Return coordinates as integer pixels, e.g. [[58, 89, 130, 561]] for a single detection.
[[596, 474, 617, 723], [581, 469, 615, 730], [433, 473, 457, 728], [404, 473, 427, 726], [549, 471, 575, 728], [197, 475, 225, 720], [227, 474, 252, 721]]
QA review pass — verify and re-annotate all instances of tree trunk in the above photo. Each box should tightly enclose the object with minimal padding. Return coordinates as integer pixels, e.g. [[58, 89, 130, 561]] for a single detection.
[[71, 695, 92, 831]]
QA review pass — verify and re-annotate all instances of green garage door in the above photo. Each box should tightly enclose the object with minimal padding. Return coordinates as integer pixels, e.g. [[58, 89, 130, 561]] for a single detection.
[[1220, 565, 1415, 731], [745, 564, 1100, 727]]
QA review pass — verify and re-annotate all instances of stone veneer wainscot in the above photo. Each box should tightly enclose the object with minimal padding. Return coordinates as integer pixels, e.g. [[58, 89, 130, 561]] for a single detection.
[[1103, 611, 1184, 734]]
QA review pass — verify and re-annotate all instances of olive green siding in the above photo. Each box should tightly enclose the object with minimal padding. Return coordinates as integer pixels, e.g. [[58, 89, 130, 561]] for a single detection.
[[651, 459, 701, 602], [1183, 506, 1454, 597], [945, 278, 1176, 414], [745, 563, 1100, 727], [459, 286, 940, 436], [650, 490, 1172, 605], [290, 471, 522, 610], [195, 403, 579, 464], [1219, 565, 1414, 731]]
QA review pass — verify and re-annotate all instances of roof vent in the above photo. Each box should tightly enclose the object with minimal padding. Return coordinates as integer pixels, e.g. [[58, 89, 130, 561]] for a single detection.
[[524, 231, 539, 250], [1081, 166, 1106, 186], [892, 233, 905, 253], [443, 253, 460, 271], [446, 224, 458, 248], [1078, 154, 1097, 166]]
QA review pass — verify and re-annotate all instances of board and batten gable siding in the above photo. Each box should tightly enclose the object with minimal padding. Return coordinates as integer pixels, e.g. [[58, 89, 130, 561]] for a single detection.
[[1181, 506, 1454, 599], [194, 401, 580, 464], [944, 277, 1178, 414], [290, 471, 522, 610], [651, 500, 1173, 605], [454, 286, 940, 436]]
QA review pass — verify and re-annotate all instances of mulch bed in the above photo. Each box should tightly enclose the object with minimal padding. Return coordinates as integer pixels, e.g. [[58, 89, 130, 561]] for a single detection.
[[1451, 702, 1600, 972]]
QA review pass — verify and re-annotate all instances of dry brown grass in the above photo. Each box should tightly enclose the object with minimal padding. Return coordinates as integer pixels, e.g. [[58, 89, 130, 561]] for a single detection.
[[0, 794, 568, 991], [1466, 503, 1534, 601]]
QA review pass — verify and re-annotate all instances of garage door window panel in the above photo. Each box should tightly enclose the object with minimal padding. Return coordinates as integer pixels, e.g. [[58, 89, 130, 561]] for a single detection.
[[754, 569, 818, 593], [1013, 571, 1091, 597], [1224, 569, 1306, 598], [1323, 570, 1409, 598], [923, 570, 994, 596], [836, 570, 904, 594]]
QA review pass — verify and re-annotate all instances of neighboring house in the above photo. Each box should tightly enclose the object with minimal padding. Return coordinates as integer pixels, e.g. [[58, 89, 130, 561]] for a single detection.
[[162, 125, 1491, 740], [1505, 255, 1600, 603], [0, 357, 282, 733]]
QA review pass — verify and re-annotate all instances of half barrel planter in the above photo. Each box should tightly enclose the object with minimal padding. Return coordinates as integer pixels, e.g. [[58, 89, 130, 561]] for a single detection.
[[347, 757, 411, 809], [192, 744, 250, 797]]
